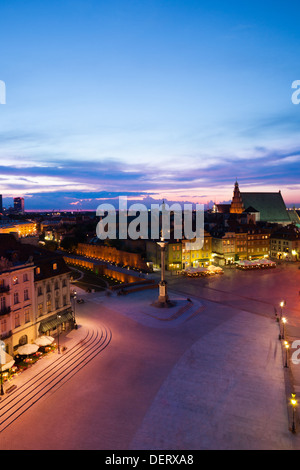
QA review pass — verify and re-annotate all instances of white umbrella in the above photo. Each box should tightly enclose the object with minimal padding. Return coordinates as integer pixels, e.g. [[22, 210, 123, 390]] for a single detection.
[[0, 350, 15, 372], [34, 336, 54, 347], [16, 343, 39, 355]]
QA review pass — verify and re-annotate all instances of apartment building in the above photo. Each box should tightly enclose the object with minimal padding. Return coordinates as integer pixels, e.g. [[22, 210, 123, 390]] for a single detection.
[[0, 257, 35, 355], [0, 234, 72, 356], [270, 225, 300, 261]]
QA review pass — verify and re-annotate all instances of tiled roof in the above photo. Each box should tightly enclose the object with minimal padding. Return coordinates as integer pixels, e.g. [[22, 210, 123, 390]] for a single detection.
[[0, 234, 71, 280], [240, 192, 290, 222], [287, 209, 300, 225]]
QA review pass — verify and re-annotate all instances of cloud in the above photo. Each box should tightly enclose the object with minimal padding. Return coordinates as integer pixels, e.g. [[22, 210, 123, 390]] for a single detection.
[[0, 139, 300, 209]]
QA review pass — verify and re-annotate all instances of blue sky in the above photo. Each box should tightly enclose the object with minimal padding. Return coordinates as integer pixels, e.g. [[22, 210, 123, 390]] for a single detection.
[[0, 0, 300, 210]]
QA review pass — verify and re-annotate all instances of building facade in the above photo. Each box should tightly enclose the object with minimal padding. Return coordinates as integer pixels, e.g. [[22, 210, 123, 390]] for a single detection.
[[0, 235, 73, 355], [212, 227, 270, 265], [270, 226, 300, 261], [34, 257, 73, 336], [0, 258, 35, 355]]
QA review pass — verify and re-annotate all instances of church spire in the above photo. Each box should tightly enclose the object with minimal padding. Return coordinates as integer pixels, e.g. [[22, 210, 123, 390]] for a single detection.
[[230, 180, 244, 214]]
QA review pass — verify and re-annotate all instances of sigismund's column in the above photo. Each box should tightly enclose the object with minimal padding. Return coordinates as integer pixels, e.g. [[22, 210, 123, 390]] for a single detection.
[[157, 236, 169, 304]]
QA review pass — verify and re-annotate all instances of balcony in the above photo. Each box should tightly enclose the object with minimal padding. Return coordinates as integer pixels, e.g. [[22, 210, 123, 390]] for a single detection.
[[0, 306, 11, 316], [0, 285, 10, 294]]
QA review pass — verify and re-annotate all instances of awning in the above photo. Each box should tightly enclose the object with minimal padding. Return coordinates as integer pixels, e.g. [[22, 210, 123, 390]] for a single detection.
[[38, 309, 73, 333]]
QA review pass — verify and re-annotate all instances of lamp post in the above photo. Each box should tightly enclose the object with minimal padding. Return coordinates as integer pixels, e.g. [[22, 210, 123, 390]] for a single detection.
[[282, 317, 287, 340], [57, 314, 62, 354], [73, 290, 77, 327], [284, 341, 290, 368], [280, 301, 285, 320], [291, 394, 297, 433], [0, 340, 5, 396]]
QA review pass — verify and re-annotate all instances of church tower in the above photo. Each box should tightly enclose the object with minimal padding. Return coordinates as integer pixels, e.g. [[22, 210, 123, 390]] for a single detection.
[[230, 180, 244, 214]]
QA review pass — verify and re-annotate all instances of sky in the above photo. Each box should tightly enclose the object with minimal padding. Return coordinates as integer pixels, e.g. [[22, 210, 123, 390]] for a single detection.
[[0, 0, 300, 210]]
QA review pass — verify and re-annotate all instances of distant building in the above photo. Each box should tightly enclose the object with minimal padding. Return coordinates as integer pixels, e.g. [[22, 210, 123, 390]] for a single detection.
[[211, 225, 271, 265], [76, 243, 149, 271], [0, 220, 37, 238], [270, 225, 300, 261], [0, 194, 3, 213], [13, 197, 25, 214], [215, 181, 298, 225]]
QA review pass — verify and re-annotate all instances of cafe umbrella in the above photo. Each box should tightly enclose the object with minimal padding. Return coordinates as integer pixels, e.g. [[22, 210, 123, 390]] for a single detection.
[[34, 336, 54, 347], [16, 343, 39, 356]]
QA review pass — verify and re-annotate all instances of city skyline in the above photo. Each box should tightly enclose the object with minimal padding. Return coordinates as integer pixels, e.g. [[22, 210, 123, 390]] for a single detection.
[[0, 0, 300, 210]]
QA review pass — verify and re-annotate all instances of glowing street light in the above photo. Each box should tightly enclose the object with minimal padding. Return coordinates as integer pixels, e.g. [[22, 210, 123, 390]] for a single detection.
[[291, 394, 297, 433], [282, 317, 287, 340], [280, 301, 285, 319], [284, 341, 290, 368]]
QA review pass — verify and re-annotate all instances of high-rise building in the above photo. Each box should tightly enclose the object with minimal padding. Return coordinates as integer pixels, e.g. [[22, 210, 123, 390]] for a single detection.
[[0, 195, 3, 213], [13, 197, 24, 214]]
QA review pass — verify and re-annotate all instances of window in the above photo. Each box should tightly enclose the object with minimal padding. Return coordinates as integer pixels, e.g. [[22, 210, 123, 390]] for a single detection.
[[14, 292, 19, 304], [19, 335, 27, 346], [1, 318, 7, 333], [36, 267, 40, 275], [15, 313, 20, 328], [13, 276, 19, 285], [47, 300, 51, 313], [23, 273, 28, 282], [53, 263, 57, 270], [37, 286, 43, 296], [0, 297, 5, 309], [24, 289, 29, 301], [25, 309, 30, 323], [63, 295, 67, 306], [38, 303, 43, 316]]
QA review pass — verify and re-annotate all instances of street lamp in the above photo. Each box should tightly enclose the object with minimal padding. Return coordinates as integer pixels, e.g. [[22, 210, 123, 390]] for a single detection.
[[73, 290, 77, 327], [280, 301, 285, 319], [284, 341, 290, 368], [282, 317, 287, 340], [291, 394, 297, 433], [0, 340, 5, 396], [57, 314, 62, 354]]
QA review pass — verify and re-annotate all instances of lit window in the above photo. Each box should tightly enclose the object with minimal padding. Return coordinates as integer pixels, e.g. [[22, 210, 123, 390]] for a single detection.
[[53, 263, 57, 270], [25, 309, 30, 323], [15, 313, 20, 328]]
